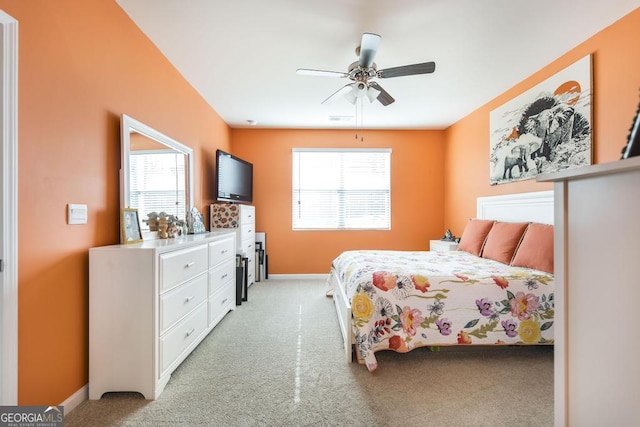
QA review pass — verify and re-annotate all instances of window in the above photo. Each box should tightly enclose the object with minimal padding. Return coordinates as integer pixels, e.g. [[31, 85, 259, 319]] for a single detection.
[[129, 151, 186, 225], [292, 148, 391, 230]]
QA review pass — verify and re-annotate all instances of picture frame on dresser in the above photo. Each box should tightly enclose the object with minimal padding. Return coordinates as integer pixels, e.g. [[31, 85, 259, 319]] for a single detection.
[[621, 93, 640, 159], [121, 208, 143, 244], [187, 206, 206, 234]]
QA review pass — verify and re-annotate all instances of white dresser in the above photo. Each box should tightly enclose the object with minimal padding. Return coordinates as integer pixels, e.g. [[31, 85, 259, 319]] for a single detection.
[[210, 203, 256, 287], [539, 156, 640, 426], [89, 231, 236, 400]]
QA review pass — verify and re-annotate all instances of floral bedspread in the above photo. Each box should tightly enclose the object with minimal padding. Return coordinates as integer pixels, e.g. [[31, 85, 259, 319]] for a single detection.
[[329, 250, 554, 371]]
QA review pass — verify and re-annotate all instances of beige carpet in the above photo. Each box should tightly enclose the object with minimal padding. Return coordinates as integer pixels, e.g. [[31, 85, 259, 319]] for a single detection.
[[66, 278, 553, 426]]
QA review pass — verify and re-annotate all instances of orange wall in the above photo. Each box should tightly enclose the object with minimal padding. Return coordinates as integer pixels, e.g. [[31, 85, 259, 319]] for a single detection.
[[0, 0, 231, 405], [230, 129, 445, 274], [444, 7, 640, 234]]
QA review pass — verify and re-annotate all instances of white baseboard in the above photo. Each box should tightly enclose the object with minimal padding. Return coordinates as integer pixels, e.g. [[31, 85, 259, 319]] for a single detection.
[[61, 384, 87, 416], [266, 274, 329, 280]]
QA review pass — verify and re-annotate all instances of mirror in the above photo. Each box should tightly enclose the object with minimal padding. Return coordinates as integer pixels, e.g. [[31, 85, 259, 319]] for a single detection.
[[120, 114, 194, 240]]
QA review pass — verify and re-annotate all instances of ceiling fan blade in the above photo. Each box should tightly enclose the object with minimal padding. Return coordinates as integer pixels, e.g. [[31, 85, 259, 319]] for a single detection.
[[321, 84, 354, 104], [358, 33, 381, 68], [369, 81, 395, 106], [378, 62, 436, 78], [296, 68, 348, 78]]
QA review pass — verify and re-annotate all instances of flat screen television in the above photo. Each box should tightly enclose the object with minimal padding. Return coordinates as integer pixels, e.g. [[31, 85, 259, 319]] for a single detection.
[[215, 149, 253, 203]]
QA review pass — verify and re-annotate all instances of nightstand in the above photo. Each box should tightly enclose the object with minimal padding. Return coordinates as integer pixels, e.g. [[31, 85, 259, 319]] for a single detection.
[[429, 240, 459, 252]]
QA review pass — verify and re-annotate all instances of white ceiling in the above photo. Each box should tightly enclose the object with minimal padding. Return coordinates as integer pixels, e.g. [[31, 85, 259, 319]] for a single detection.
[[116, 0, 640, 130]]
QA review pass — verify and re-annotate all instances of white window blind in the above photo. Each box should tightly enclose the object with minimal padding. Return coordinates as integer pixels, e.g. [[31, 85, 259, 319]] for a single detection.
[[130, 151, 186, 226], [292, 148, 391, 230]]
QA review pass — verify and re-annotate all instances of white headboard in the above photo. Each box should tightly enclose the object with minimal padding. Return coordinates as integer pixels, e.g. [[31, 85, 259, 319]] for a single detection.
[[477, 190, 554, 224]]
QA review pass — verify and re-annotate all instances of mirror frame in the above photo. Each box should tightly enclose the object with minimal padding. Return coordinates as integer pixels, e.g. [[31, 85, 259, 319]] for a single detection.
[[120, 114, 194, 240]]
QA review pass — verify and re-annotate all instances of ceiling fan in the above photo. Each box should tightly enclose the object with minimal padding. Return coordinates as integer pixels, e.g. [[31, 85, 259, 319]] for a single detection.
[[296, 33, 436, 106]]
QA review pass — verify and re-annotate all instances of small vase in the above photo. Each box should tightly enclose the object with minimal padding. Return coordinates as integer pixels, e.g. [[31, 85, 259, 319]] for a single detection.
[[158, 220, 169, 239]]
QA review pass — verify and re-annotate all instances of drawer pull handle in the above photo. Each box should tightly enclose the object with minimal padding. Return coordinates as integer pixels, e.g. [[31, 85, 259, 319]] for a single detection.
[[185, 262, 195, 268], [248, 229, 252, 233], [185, 295, 194, 303], [221, 249, 228, 254], [185, 328, 195, 337], [221, 298, 228, 305], [221, 273, 228, 279]]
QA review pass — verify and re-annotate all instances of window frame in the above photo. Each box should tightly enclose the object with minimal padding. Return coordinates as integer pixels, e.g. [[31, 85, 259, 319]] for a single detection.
[[129, 149, 187, 228], [292, 147, 392, 231]]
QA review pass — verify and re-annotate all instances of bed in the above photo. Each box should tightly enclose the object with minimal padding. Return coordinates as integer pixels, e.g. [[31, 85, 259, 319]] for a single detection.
[[327, 191, 555, 371]]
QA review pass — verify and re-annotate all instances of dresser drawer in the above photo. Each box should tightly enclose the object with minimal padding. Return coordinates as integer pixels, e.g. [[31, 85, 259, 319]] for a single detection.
[[240, 206, 255, 225], [209, 237, 235, 267], [239, 223, 255, 243], [160, 245, 208, 292], [245, 254, 255, 286], [159, 273, 208, 334], [159, 302, 208, 375], [209, 282, 235, 327], [239, 237, 254, 258], [209, 258, 235, 295]]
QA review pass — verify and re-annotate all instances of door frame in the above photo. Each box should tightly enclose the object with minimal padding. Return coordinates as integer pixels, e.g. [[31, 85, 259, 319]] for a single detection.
[[0, 10, 18, 406]]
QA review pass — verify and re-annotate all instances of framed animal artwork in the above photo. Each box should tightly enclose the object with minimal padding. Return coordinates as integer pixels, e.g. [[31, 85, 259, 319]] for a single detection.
[[489, 55, 592, 185]]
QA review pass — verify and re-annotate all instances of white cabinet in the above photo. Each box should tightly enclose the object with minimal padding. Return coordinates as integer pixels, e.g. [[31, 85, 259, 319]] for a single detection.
[[539, 156, 640, 427], [89, 231, 236, 400], [210, 203, 256, 287], [208, 236, 236, 326], [429, 240, 459, 252]]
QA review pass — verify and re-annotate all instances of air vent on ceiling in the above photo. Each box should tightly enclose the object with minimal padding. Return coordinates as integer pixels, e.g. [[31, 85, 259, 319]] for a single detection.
[[329, 115, 354, 122]]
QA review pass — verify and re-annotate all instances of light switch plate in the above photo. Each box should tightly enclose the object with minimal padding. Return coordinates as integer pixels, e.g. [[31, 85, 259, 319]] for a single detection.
[[68, 204, 88, 225]]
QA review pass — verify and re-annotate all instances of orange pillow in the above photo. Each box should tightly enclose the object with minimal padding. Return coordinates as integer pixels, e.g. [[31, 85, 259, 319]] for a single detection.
[[511, 223, 554, 274], [457, 219, 495, 256], [481, 222, 529, 264]]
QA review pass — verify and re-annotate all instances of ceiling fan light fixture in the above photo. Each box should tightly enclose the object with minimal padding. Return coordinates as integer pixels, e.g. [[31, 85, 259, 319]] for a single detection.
[[345, 88, 358, 104], [366, 86, 380, 103], [354, 81, 367, 95]]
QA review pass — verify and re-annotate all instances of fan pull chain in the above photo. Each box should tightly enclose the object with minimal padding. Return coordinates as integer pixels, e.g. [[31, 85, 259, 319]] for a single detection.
[[357, 99, 359, 140], [355, 98, 364, 142], [354, 99, 358, 140], [360, 98, 364, 142]]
